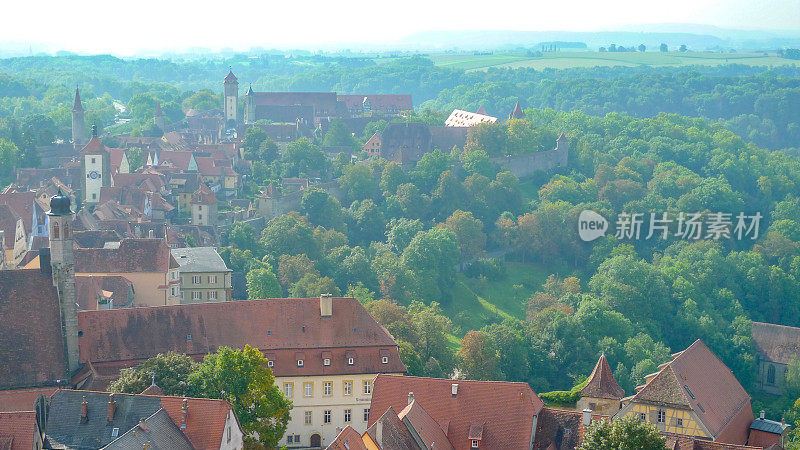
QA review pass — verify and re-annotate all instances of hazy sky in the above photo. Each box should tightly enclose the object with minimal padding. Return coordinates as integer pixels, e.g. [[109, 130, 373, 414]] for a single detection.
[[4, 0, 799, 54]]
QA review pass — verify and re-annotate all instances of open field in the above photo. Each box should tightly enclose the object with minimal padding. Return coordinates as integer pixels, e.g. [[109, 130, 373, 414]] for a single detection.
[[429, 51, 800, 71]]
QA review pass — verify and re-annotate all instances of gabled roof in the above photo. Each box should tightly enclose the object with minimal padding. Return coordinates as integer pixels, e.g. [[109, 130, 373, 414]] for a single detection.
[[509, 101, 525, 119], [190, 183, 217, 204], [475, 106, 487, 115], [81, 137, 110, 156], [365, 406, 422, 450], [327, 425, 369, 450], [0, 411, 35, 450], [77, 297, 404, 381], [0, 268, 67, 390], [171, 247, 229, 273], [75, 238, 173, 273], [337, 94, 412, 112], [533, 407, 585, 450], [752, 321, 800, 365], [369, 375, 543, 450], [158, 396, 236, 449], [580, 354, 625, 400], [626, 340, 753, 444], [0, 191, 35, 234], [102, 408, 193, 450], [0, 387, 58, 412], [398, 399, 454, 450], [0, 204, 22, 248], [223, 70, 238, 83], [750, 417, 790, 434], [444, 109, 498, 128]]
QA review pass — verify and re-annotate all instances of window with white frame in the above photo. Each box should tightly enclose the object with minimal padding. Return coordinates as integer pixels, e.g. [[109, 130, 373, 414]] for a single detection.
[[304, 411, 312, 425], [284, 383, 293, 398], [192, 291, 201, 300], [344, 381, 352, 396], [382, 356, 388, 364], [208, 291, 217, 300], [323, 358, 330, 366], [344, 409, 352, 423], [657, 409, 666, 424], [363, 408, 370, 422], [304, 382, 313, 397], [324, 410, 332, 424], [267, 360, 274, 368], [323, 381, 332, 396], [363, 380, 372, 394], [297, 359, 303, 367], [348, 357, 354, 365], [208, 275, 217, 284], [192, 275, 201, 284], [471, 440, 479, 448]]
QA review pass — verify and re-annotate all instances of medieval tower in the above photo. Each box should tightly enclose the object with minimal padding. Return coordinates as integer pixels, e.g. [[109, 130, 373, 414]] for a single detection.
[[154, 102, 165, 131], [223, 69, 239, 128], [71, 88, 87, 149], [47, 189, 80, 375], [245, 85, 255, 125]]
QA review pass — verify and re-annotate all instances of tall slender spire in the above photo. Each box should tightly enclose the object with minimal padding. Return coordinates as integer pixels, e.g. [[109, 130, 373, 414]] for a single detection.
[[73, 87, 83, 112]]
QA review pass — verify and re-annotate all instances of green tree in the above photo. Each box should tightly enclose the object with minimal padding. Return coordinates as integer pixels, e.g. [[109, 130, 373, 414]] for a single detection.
[[278, 254, 319, 290], [402, 227, 460, 300], [442, 210, 486, 260], [188, 346, 291, 448], [300, 187, 347, 232], [109, 352, 196, 396], [290, 273, 341, 297], [380, 161, 406, 194], [242, 127, 268, 160], [261, 213, 318, 259], [323, 118, 355, 148], [579, 416, 667, 450], [458, 330, 501, 380], [0, 138, 19, 182], [340, 163, 379, 204], [126, 147, 143, 172], [246, 267, 282, 299], [386, 218, 425, 252]]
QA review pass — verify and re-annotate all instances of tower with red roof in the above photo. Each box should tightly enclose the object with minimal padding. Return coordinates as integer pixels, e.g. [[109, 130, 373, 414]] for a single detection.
[[223, 69, 238, 128], [72, 88, 86, 149]]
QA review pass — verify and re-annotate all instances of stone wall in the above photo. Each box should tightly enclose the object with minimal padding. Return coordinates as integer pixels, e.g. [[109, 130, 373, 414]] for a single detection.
[[490, 134, 569, 178]]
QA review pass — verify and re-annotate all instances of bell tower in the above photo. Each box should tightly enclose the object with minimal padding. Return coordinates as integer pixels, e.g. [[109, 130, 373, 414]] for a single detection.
[[72, 88, 86, 150], [223, 69, 239, 128], [47, 189, 80, 375]]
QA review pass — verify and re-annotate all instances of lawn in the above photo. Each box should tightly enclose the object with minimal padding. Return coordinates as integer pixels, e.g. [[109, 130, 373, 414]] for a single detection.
[[442, 262, 551, 335], [429, 51, 800, 72]]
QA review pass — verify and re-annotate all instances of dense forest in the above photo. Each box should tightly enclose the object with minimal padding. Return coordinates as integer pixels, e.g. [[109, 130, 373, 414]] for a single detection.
[[3, 54, 800, 428]]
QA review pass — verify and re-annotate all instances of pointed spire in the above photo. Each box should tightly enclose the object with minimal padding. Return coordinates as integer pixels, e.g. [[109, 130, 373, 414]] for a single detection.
[[246, 84, 254, 96], [73, 87, 83, 112], [476, 105, 487, 115], [580, 354, 625, 400], [224, 68, 238, 84], [155, 102, 162, 116], [509, 101, 524, 120]]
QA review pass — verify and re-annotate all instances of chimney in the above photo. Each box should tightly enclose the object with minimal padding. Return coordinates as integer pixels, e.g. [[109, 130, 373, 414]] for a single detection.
[[582, 408, 592, 427], [320, 293, 333, 317], [376, 418, 383, 445], [138, 418, 148, 432], [408, 392, 414, 405], [148, 229, 154, 238], [451, 383, 458, 397], [107, 393, 116, 423], [181, 398, 188, 429], [80, 396, 88, 423], [760, 410, 766, 420]]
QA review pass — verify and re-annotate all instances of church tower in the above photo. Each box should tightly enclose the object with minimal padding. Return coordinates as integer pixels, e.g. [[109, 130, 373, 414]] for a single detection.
[[47, 189, 80, 375], [244, 85, 255, 124], [223, 69, 239, 128], [80, 125, 111, 204], [154, 102, 165, 131], [72, 88, 87, 150]]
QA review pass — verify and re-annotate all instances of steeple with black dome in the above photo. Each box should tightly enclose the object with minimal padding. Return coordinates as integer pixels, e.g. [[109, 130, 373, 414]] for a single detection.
[[47, 188, 72, 216]]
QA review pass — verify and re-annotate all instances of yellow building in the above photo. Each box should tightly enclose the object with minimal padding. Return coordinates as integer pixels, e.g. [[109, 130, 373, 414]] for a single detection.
[[614, 340, 754, 445]]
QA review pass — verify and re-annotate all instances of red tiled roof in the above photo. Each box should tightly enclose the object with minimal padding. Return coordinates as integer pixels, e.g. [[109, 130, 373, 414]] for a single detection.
[[629, 340, 753, 444], [140, 384, 164, 396], [0, 269, 67, 390], [80, 137, 109, 156], [157, 151, 194, 171], [337, 94, 412, 112], [0, 387, 57, 412], [251, 92, 338, 111], [752, 321, 800, 365], [224, 70, 238, 83], [327, 425, 368, 450], [190, 183, 217, 204], [580, 354, 625, 400], [77, 297, 405, 376], [398, 399, 454, 450], [533, 408, 585, 449], [107, 148, 126, 172], [75, 238, 172, 273], [369, 375, 543, 450], [663, 433, 762, 449], [509, 101, 525, 119], [0, 191, 35, 234], [0, 205, 22, 249], [0, 411, 34, 450], [159, 396, 236, 449]]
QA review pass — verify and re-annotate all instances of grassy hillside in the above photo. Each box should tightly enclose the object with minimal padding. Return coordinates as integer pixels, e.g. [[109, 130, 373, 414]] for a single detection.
[[430, 51, 800, 71]]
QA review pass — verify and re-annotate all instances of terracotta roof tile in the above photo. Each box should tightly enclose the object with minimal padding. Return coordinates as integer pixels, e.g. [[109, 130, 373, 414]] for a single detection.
[[0, 411, 34, 450], [0, 387, 57, 412], [327, 425, 369, 450], [580, 354, 625, 400], [337, 94, 412, 112], [75, 238, 171, 273], [0, 269, 67, 390], [752, 321, 800, 365], [159, 396, 236, 449], [370, 375, 543, 450], [365, 406, 421, 449], [398, 399, 454, 450], [190, 183, 217, 204], [80, 137, 109, 155], [0, 191, 35, 234], [533, 408, 584, 449]]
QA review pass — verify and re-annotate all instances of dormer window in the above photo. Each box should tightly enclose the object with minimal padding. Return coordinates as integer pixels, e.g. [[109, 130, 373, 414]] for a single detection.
[[382, 356, 389, 364], [297, 359, 304, 367], [471, 440, 479, 448], [348, 358, 354, 365], [268, 360, 274, 368], [323, 358, 331, 366]]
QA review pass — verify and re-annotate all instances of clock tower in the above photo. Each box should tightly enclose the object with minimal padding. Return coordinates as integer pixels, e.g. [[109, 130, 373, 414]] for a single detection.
[[223, 69, 239, 129], [80, 125, 111, 205]]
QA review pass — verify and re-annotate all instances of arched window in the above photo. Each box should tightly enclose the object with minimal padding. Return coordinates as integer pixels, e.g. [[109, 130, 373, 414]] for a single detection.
[[63, 223, 70, 238], [767, 364, 776, 385], [52, 222, 60, 239]]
